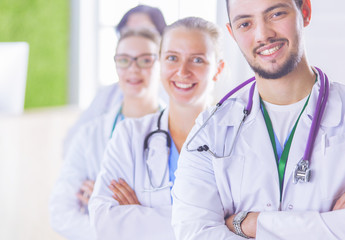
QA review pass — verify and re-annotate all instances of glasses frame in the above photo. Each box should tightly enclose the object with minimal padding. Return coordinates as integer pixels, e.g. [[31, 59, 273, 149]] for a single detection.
[[114, 53, 157, 69]]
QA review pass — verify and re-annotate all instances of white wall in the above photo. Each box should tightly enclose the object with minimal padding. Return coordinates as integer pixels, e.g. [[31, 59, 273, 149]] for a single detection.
[[304, 1, 345, 83]]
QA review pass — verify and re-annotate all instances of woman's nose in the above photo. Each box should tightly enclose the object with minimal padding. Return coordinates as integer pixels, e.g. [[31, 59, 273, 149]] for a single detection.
[[176, 61, 191, 79]]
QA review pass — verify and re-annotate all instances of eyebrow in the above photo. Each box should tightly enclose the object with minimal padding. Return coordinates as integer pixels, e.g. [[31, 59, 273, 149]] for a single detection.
[[232, 3, 290, 24], [162, 50, 179, 54], [264, 3, 289, 14], [163, 51, 206, 56]]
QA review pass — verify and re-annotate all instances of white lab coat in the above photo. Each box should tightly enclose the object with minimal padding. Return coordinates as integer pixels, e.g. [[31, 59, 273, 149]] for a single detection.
[[63, 83, 123, 156], [172, 78, 345, 240], [89, 109, 176, 240], [64, 82, 169, 157], [49, 102, 121, 240]]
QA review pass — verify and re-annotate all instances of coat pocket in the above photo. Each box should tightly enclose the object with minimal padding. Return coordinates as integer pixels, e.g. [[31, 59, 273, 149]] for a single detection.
[[212, 155, 245, 210], [311, 133, 345, 210]]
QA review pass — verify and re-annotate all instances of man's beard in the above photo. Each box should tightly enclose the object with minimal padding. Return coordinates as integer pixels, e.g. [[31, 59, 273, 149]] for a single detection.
[[244, 38, 302, 79], [248, 52, 300, 79]]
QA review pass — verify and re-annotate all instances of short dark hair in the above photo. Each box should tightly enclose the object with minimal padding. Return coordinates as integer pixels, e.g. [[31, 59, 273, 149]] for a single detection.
[[225, 0, 304, 22], [116, 5, 167, 37]]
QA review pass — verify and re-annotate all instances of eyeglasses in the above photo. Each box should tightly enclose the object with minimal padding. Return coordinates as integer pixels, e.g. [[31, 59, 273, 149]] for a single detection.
[[114, 53, 157, 69]]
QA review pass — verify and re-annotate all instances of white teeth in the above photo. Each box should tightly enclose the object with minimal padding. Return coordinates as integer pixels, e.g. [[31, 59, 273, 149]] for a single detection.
[[175, 82, 193, 89], [260, 45, 281, 56], [127, 79, 141, 84]]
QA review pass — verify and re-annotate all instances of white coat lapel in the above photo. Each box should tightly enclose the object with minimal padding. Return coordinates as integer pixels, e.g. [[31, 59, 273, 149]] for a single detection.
[[218, 83, 261, 127], [145, 109, 170, 191], [282, 80, 342, 192], [306, 79, 341, 128], [241, 89, 280, 187], [105, 101, 123, 138], [219, 87, 280, 188]]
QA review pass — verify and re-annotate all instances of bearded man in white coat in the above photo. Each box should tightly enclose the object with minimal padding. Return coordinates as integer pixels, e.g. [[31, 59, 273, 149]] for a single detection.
[[172, 0, 345, 239]]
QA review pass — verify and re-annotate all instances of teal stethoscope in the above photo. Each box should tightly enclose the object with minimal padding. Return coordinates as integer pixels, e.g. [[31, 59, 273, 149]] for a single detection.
[[110, 106, 125, 138], [186, 67, 329, 184]]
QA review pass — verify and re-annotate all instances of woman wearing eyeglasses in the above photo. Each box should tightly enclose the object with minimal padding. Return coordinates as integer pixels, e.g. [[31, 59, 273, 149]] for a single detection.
[[89, 17, 224, 240], [49, 28, 162, 240], [63, 5, 168, 157]]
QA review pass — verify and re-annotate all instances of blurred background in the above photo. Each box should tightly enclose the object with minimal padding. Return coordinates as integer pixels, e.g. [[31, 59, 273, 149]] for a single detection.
[[0, 0, 344, 239]]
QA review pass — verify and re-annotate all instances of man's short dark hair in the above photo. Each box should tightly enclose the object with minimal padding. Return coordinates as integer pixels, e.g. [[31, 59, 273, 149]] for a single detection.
[[225, 0, 304, 22]]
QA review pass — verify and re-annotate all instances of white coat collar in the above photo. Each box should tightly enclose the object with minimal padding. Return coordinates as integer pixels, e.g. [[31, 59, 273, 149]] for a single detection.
[[303, 77, 342, 128], [217, 83, 261, 127], [103, 101, 123, 138]]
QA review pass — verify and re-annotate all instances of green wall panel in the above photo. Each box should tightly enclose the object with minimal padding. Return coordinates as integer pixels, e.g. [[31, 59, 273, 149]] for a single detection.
[[0, 0, 69, 108]]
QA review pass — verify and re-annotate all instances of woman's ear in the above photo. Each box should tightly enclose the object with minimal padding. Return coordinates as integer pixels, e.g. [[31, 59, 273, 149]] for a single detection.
[[212, 60, 225, 82]]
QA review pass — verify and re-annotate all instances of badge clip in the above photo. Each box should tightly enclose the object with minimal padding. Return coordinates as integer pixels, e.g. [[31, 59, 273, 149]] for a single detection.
[[293, 159, 311, 184]]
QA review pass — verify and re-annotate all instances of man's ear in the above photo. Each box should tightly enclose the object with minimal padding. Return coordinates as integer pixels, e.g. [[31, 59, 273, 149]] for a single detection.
[[226, 23, 235, 39], [212, 60, 225, 82], [302, 0, 312, 27]]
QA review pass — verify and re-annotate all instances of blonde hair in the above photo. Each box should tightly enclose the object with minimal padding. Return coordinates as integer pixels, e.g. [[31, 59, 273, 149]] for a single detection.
[[160, 17, 223, 60], [116, 28, 161, 53]]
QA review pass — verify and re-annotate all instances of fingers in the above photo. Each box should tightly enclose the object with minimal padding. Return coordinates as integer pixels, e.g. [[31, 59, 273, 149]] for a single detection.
[[84, 180, 95, 191], [333, 192, 345, 211], [80, 180, 94, 193], [77, 180, 95, 206], [109, 181, 130, 205], [109, 178, 140, 205], [118, 178, 140, 204], [112, 179, 138, 205], [77, 190, 91, 206]]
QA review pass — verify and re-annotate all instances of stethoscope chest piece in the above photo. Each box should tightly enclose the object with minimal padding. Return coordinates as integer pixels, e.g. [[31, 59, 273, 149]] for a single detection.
[[293, 159, 311, 184]]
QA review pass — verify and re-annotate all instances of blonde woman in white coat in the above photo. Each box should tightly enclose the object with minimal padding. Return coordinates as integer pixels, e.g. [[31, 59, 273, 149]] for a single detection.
[[49, 28, 162, 240], [89, 17, 225, 240]]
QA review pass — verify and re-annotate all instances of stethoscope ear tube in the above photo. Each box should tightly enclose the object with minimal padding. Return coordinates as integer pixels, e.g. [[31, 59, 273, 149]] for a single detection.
[[293, 67, 329, 184], [142, 109, 172, 192], [218, 77, 256, 105], [302, 67, 329, 161], [185, 105, 220, 153], [143, 109, 171, 150], [185, 81, 256, 158]]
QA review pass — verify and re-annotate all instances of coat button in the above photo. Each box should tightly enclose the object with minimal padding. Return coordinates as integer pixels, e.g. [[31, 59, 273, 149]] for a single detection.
[[288, 204, 293, 210], [266, 203, 271, 207]]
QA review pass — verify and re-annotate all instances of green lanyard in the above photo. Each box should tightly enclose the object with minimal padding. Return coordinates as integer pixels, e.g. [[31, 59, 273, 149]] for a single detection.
[[260, 95, 310, 200]]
